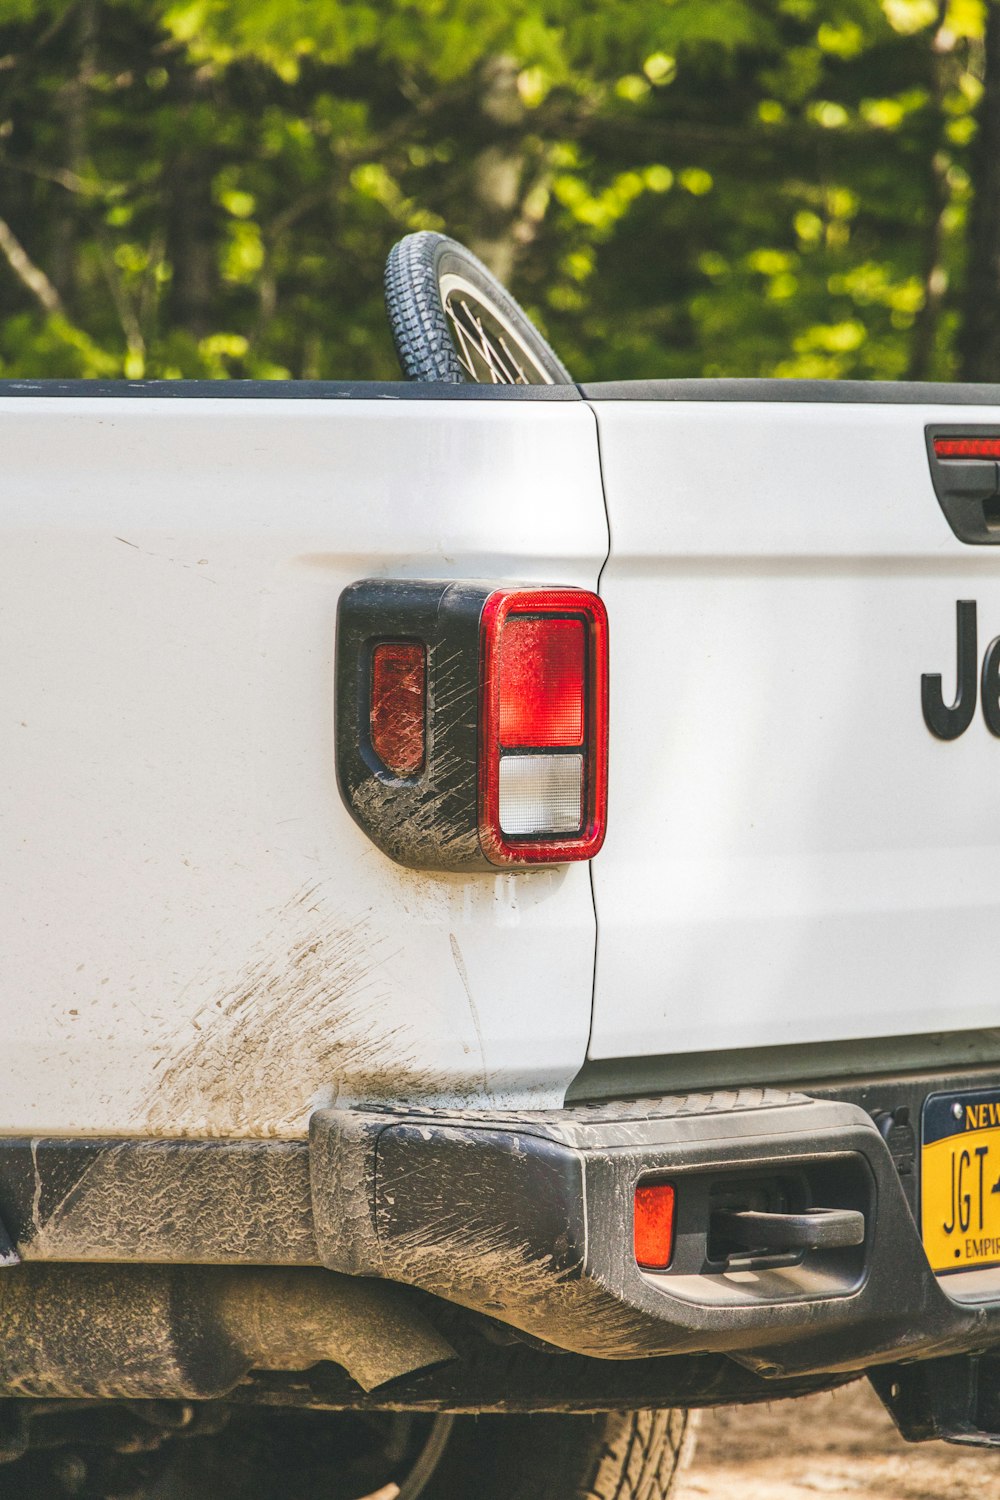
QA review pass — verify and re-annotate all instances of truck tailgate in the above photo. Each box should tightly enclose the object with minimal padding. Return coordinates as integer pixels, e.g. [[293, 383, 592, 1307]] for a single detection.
[[588, 392, 1000, 1075]]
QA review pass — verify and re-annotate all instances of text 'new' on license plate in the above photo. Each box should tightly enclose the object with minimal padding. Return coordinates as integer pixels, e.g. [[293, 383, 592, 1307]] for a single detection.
[[922, 1088, 1000, 1274]]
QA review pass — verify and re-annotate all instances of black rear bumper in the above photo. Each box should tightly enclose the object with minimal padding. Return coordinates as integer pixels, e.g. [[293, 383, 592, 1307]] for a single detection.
[[2, 1085, 999, 1388], [310, 1088, 995, 1378]]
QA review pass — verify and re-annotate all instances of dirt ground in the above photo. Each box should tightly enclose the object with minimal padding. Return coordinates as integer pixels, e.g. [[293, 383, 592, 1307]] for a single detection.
[[676, 1377, 1000, 1500]]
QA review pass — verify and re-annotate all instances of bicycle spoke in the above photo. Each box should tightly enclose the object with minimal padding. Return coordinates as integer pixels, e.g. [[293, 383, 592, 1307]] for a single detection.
[[446, 295, 529, 385]]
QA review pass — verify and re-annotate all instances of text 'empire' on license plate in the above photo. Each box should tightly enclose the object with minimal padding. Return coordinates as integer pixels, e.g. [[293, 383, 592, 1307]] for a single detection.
[[922, 1089, 1000, 1274]]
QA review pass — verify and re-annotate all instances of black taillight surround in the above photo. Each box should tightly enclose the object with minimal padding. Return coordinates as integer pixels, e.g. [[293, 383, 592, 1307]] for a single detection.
[[926, 424, 1000, 545], [335, 578, 607, 871]]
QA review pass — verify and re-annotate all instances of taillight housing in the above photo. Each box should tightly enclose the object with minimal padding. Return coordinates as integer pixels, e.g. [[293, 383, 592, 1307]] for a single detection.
[[479, 589, 608, 865], [336, 578, 608, 871]]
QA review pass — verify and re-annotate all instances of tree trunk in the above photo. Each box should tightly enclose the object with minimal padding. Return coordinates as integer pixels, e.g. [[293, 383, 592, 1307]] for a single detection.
[[164, 71, 217, 340], [958, 2, 1000, 380], [468, 56, 525, 284], [908, 10, 951, 381], [51, 0, 97, 306], [907, 150, 948, 380]]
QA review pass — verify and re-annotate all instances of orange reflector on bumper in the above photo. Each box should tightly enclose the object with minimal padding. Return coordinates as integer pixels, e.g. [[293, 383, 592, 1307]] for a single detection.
[[634, 1183, 675, 1270]]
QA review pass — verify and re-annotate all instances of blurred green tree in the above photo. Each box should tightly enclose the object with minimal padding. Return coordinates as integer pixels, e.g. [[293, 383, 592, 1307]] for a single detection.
[[0, 0, 988, 381]]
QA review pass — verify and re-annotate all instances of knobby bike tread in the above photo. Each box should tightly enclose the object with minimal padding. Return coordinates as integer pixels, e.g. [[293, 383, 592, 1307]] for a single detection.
[[384, 230, 572, 386], [385, 232, 466, 384]]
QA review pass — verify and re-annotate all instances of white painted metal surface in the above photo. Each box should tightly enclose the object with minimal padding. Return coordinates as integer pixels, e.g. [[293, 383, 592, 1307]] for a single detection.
[[590, 399, 1000, 1062], [0, 395, 607, 1137]]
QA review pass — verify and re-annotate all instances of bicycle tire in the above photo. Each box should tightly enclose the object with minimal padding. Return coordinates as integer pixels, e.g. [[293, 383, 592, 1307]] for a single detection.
[[384, 231, 572, 386]]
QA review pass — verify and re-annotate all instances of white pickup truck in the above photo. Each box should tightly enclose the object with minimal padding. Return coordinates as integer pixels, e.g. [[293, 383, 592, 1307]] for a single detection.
[[3, 233, 1000, 1496]]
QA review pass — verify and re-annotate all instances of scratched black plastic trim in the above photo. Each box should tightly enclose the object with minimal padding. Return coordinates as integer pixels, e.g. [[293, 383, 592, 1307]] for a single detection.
[[335, 578, 493, 871], [310, 1091, 992, 1379], [583, 378, 1000, 404], [0, 378, 581, 400], [0, 1137, 315, 1266]]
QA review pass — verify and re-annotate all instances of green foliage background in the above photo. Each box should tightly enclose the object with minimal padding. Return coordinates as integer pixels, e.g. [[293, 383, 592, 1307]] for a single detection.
[[0, 0, 988, 382]]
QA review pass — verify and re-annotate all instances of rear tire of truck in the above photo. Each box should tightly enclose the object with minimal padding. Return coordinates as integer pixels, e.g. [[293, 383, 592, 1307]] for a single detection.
[[421, 1408, 698, 1500], [150, 1406, 698, 1500]]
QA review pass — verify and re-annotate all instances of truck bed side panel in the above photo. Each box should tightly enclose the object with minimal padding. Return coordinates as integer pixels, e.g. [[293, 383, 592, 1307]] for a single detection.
[[0, 396, 607, 1136]]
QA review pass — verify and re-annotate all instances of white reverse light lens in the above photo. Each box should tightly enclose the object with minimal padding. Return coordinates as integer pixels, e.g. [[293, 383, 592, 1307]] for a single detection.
[[498, 754, 583, 836]]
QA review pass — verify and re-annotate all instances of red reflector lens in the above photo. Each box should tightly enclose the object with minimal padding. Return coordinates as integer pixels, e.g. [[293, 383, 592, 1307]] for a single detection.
[[634, 1183, 675, 1270], [371, 641, 426, 778], [498, 616, 585, 748], [933, 436, 1000, 459]]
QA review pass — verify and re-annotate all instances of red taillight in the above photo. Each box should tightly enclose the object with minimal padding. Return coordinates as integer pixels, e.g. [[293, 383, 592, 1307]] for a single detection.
[[933, 436, 1000, 459], [479, 589, 608, 865], [370, 641, 426, 778], [498, 617, 586, 748], [634, 1183, 675, 1271]]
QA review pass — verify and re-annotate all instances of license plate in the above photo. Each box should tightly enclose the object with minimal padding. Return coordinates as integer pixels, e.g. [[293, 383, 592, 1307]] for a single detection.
[[922, 1089, 1000, 1273]]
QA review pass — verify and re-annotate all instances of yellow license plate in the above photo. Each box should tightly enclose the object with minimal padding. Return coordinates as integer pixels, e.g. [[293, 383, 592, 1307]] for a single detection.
[[922, 1089, 1000, 1273]]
